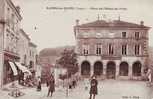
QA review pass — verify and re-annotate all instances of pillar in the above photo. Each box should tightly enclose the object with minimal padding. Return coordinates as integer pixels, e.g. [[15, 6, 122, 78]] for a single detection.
[[103, 60, 107, 79], [115, 61, 120, 79], [90, 63, 94, 76], [128, 63, 133, 79], [141, 64, 144, 76]]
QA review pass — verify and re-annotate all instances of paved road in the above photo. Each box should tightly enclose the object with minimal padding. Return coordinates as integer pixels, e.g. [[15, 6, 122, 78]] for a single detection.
[[1, 80, 153, 99]]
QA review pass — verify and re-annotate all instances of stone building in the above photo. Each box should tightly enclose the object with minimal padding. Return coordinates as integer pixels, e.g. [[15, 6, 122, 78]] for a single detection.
[[0, 0, 37, 87], [0, 0, 22, 85], [29, 42, 37, 73], [74, 18, 150, 80], [18, 29, 31, 66]]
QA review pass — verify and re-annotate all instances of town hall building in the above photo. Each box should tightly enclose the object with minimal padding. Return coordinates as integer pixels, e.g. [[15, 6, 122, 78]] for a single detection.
[[74, 18, 150, 80]]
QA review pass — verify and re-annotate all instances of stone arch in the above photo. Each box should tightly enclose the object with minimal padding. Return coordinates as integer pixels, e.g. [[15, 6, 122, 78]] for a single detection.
[[132, 61, 142, 76], [119, 61, 129, 76], [106, 61, 116, 79], [81, 61, 91, 76], [94, 61, 103, 76]]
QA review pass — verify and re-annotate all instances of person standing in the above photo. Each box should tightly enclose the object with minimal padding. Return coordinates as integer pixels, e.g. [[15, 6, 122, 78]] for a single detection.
[[89, 75, 98, 99], [37, 76, 41, 91], [47, 75, 55, 97]]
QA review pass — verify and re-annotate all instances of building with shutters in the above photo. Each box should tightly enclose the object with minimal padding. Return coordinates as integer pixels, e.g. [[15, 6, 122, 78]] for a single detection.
[[74, 18, 150, 80], [0, 0, 22, 85], [0, 0, 37, 87]]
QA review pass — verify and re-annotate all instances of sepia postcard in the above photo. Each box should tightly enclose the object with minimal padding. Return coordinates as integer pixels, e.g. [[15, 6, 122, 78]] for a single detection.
[[0, 0, 153, 99]]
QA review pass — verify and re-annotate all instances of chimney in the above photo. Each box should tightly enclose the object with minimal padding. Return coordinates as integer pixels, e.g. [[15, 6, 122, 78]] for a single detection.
[[16, 6, 21, 13], [140, 21, 144, 26], [76, 19, 79, 26]]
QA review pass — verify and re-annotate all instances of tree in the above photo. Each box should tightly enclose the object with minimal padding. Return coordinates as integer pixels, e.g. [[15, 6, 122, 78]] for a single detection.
[[57, 49, 78, 77]]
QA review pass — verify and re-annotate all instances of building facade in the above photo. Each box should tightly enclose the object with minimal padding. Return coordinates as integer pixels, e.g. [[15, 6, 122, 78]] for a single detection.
[[0, 0, 22, 85], [29, 42, 37, 73], [0, 0, 38, 87], [74, 19, 150, 80], [18, 29, 30, 66]]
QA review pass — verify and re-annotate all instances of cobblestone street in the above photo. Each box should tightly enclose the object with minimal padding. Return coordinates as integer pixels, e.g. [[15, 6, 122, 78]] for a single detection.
[[0, 80, 153, 99]]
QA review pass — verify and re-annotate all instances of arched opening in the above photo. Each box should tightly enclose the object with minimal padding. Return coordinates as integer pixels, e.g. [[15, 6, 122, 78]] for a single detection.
[[81, 61, 90, 76], [94, 61, 103, 76], [106, 61, 116, 79], [119, 62, 129, 76], [132, 61, 142, 76]]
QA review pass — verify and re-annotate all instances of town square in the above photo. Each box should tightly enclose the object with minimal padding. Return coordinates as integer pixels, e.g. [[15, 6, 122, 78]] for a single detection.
[[0, 0, 153, 99]]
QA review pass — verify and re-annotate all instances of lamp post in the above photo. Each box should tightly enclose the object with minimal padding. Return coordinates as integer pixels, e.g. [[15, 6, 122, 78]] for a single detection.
[[0, 19, 5, 88]]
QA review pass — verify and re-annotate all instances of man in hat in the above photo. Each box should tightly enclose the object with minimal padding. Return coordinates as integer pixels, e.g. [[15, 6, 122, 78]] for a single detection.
[[89, 75, 98, 99]]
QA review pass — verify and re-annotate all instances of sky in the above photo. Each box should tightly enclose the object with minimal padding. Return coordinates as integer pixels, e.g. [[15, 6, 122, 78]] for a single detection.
[[12, 0, 153, 52]]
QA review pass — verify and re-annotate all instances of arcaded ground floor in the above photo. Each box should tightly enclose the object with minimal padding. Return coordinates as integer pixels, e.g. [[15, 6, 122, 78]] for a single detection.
[[78, 56, 148, 80]]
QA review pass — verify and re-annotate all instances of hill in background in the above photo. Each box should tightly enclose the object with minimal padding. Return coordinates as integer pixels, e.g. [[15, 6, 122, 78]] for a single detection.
[[39, 46, 75, 65]]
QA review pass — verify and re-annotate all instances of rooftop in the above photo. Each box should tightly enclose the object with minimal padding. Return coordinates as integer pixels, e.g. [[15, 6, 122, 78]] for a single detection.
[[20, 29, 31, 40], [29, 42, 37, 48], [76, 20, 150, 29]]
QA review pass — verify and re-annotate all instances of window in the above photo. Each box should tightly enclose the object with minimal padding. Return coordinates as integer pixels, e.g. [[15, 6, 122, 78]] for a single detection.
[[122, 32, 126, 38], [135, 32, 140, 39], [82, 44, 89, 55], [135, 44, 140, 55], [109, 44, 114, 55], [96, 43, 102, 55], [122, 44, 127, 55], [7, 8, 10, 27], [11, 14, 15, 30]]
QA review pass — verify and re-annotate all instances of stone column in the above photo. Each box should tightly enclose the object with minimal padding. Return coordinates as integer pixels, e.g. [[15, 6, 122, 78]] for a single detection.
[[79, 63, 82, 76], [128, 63, 133, 79], [90, 63, 94, 77], [141, 64, 144, 76], [103, 60, 107, 79], [115, 61, 120, 79]]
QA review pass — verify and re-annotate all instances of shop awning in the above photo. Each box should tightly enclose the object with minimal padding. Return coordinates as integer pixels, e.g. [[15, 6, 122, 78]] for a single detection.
[[8, 62, 18, 76], [14, 62, 32, 75]]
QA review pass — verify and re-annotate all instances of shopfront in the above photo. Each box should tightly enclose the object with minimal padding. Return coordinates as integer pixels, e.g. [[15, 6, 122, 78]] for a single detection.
[[3, 51, 20, 84]]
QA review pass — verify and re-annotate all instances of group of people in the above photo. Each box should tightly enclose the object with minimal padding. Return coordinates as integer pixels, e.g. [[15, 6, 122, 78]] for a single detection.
[[36, 74, 98, 99], [36, 74, 55, 97], [18, 71, 36, 87]]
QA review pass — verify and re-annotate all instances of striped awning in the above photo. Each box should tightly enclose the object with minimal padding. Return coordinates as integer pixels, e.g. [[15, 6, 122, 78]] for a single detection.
[[14, 62, 32, 75], [8, 62, 18, 76]]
